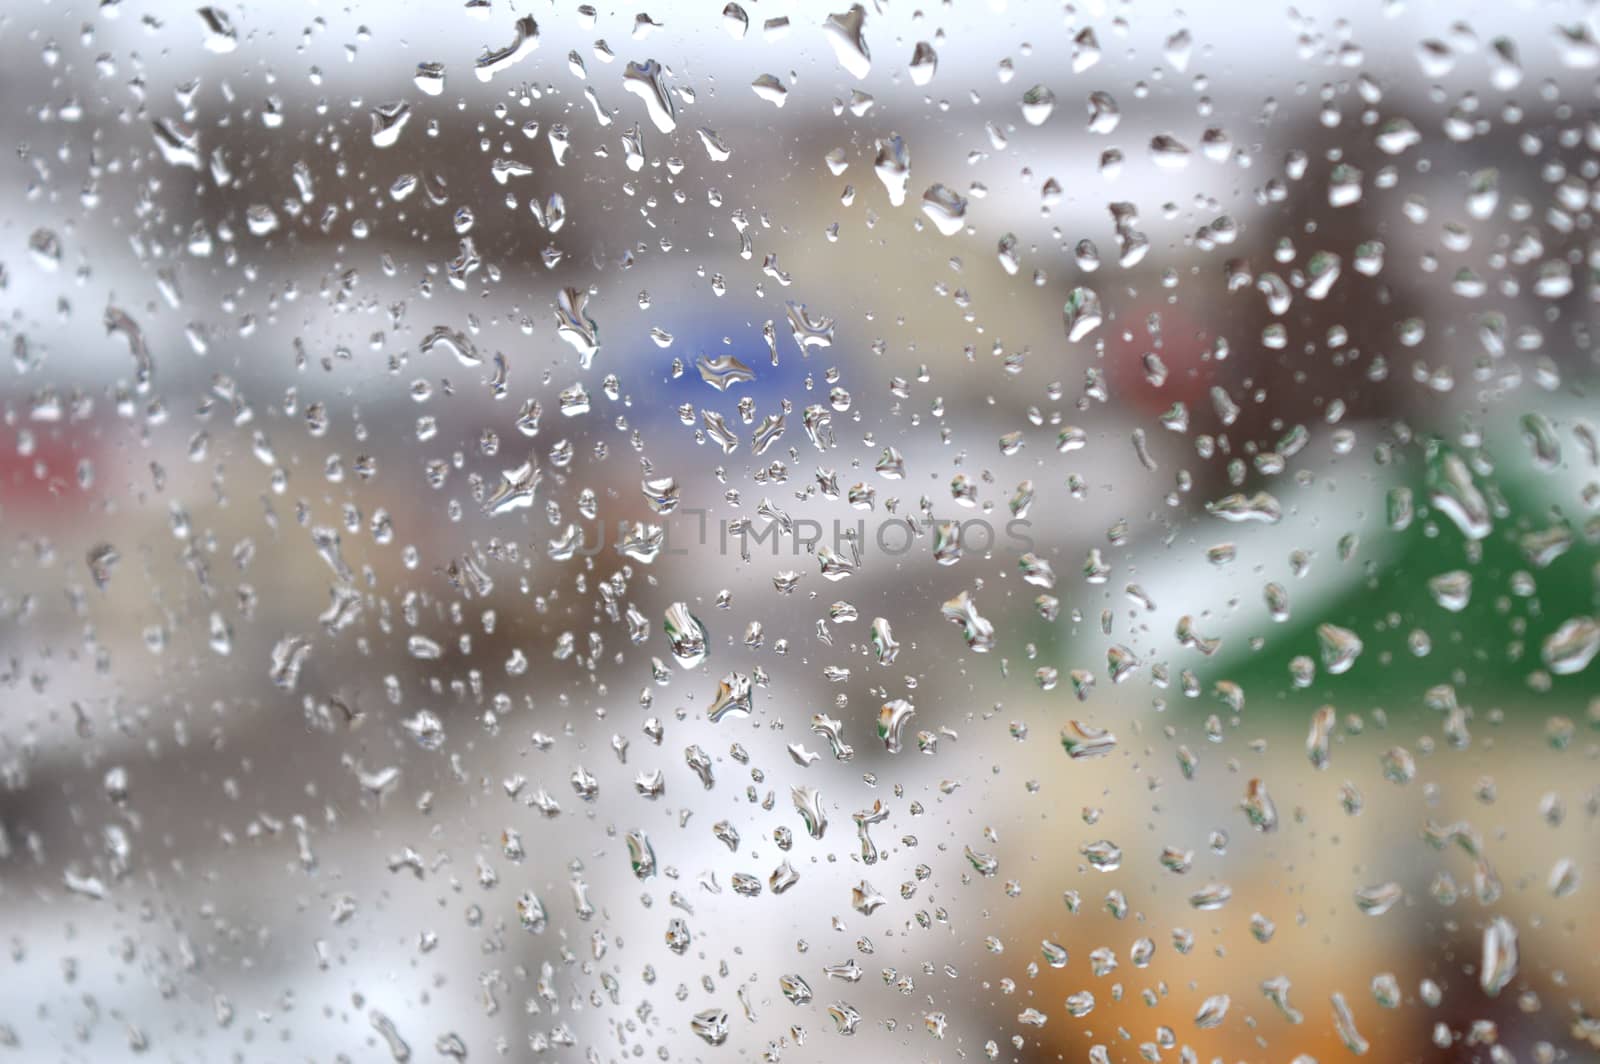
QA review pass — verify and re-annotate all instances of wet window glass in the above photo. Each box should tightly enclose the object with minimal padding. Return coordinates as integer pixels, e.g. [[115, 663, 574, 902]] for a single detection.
[[2, 1, 1597, 1061]]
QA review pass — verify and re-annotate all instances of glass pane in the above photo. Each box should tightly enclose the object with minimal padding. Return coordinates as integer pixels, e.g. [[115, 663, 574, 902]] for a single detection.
[[1, 1, 1594, 1060]]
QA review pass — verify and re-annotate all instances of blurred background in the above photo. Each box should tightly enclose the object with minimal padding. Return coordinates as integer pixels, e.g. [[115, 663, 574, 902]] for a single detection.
[[0, 0, 1597, 1060]]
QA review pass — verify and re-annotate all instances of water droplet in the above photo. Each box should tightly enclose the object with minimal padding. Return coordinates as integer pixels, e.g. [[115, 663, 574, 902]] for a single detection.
[[786, 301, 836, 352], [476, 15, 540, 82], [1086, 91, 1120, 133], [1330, 991, 1369, 1054], [792, 785, 828, 839], [870, 617, 899, 664], [1241, 779, 1279, 831], [707, 671, 754, 722], [1542, 616, 1599, 675], [691, 1008, 729, 1046], [369, 101, 412, 148], [823, 5, 872, 80], [1081, 839, 1122, 871], [1207, 491, 1282, 524], [1194, 994, 1230, 1029], [663, 603, 709, 668], [1317, 623, 1364, 675], [920, 183, 967, 236], [877, 699, 916, 753], [1060, 721, 1117, 762], [1354, 881, 1403, 916], [617, 829, 655, 882], [1480, 916, 1518, 997], [1063, 286, 1102, 342], [555, 287, 601, 367], [873, 134, 911, 207], [1306, 705, 1336, 769], [751, 73, 787, 106], [414, 61, 445, 95], [940, 590, 994, 651], [1149, 133, 1191, 168], [851, 880, 886, 915], [1427, 446, 1491, 540], [698, 126, 732, 161], [152, 117, 202, 169], [197, 6, 237, 53], [516, 890, 547, 932], [1020, 84, 1056, 125]]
